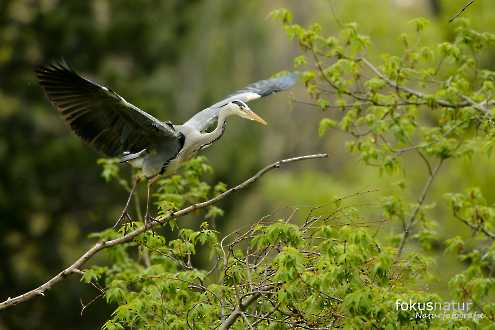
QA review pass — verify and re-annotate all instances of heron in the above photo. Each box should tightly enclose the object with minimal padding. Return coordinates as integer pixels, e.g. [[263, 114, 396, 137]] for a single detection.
[[35, 62, 296, 226]]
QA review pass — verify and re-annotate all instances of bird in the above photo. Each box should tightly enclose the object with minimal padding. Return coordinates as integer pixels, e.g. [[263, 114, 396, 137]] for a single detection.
[[35, 61, 297, 226]]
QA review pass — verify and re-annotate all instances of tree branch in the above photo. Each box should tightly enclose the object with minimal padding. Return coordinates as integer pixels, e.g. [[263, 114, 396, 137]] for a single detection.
[[312, 50, 493, 120], [454, 212, 495, 240], [396, 159, 444, 258], [220, 292, 262, 330], [0, 153, 327, 311], [358, 57, 492, 118], [449, 1, 475, 23]]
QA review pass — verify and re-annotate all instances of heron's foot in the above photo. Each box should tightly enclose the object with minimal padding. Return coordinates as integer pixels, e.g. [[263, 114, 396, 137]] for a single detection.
[[113, 211, 131, 229], [144, 214, 158, 235], [114, 211, 136, 236], [113, 175, 140, 232]]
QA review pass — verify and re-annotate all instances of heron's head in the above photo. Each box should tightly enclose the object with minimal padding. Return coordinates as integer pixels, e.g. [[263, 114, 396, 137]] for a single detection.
[[228, 100, 267, 126]]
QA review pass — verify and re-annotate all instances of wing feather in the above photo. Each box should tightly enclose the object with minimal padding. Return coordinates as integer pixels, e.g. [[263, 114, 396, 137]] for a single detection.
[[36, 62, 181, 157]]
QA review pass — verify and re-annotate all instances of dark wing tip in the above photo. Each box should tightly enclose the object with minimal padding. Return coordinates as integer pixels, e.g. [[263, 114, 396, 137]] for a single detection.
[[34, 59, 83, 91], [250, 72, 298, 97], [273, 72, 298, 91], [35, 59, 73, 77]]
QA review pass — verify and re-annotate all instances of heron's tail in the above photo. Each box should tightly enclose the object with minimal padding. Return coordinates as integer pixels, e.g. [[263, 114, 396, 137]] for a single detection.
[[120, 149, 147, 163]]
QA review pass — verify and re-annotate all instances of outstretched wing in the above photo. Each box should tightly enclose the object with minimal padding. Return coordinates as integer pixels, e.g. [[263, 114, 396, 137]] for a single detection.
[[184, 72, 297, 132], [36, 62, 181, 157]]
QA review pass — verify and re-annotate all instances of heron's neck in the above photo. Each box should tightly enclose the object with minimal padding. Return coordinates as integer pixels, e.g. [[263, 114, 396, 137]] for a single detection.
[[197, 109, 230, 150]]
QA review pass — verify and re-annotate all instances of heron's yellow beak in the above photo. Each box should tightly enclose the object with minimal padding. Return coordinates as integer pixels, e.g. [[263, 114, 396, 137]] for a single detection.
[[247, 110, 268, 126]]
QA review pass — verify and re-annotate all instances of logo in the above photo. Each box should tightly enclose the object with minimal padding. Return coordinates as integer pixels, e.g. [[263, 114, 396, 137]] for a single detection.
[[395, 300, 484, 320]]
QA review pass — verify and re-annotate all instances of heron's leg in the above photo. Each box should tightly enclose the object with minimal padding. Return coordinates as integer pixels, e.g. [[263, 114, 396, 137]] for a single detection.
[[144, 176, 159, 229], [144, 180, 151, 228], [113, 176, 141, 229]]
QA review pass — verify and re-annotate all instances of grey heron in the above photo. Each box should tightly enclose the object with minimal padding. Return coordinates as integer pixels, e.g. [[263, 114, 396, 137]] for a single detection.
[[35, 62, 296, 226]]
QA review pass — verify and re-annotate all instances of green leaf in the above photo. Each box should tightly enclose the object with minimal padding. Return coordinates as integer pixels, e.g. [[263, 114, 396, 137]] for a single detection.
[[409, 17, 430, 33], [319, 118, 337, 136]]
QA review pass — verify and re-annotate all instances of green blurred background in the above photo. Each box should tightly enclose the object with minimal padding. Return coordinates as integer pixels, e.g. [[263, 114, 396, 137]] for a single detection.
[[1, 1, 495, 329]]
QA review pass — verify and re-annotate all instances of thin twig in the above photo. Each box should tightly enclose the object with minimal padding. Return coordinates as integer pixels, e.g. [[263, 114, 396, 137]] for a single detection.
[[454, 213, 495, 240], [396, 159, 444, 258], [0, 153, 327, 311], [449, 1, 475, 23], [80, 282, 105, 316], [328, 0, 343, 28]]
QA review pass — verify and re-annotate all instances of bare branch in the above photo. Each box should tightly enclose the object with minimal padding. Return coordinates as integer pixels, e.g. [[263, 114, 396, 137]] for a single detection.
[[0, 153, 327, 311], [449, 1, 475, 23], [80, 282, 105, 317], [396, 159, 444, 258], [220, 292, 262, 330]]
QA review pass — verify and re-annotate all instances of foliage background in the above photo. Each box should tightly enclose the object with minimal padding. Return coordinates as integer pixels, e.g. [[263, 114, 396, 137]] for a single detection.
[[1, 0, 495, 329]]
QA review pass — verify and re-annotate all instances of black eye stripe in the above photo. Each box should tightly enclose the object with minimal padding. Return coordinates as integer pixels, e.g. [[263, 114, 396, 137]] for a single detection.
[[232, 100, 245, 108]]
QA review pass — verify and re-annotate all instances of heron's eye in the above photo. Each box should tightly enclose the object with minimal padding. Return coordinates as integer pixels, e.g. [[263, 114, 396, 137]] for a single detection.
[[232, 100, 244, 108]]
